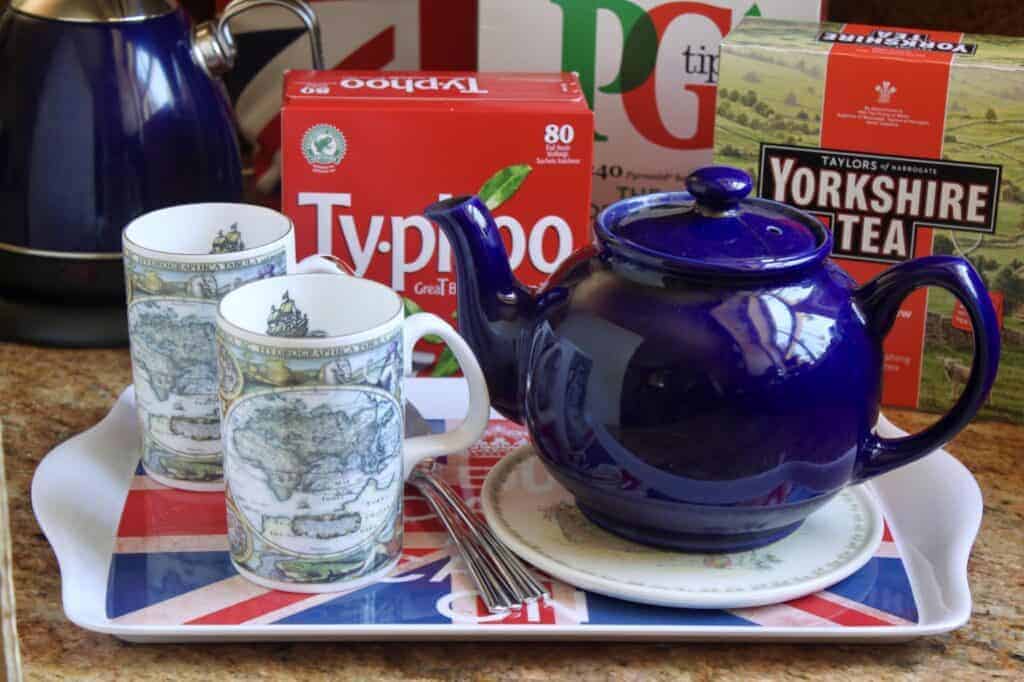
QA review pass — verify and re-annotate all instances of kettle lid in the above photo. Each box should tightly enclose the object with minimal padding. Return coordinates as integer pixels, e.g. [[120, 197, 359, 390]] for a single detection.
[[595, 166, 833, 278], [12, 0, 178, 23]]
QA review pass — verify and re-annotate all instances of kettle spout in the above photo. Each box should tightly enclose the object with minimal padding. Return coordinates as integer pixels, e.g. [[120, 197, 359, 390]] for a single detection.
[[425, 195, 535, 422]]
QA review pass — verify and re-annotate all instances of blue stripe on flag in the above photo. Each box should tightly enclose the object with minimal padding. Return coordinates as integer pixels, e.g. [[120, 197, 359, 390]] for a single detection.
[[827, 557, 918, 623], [585, 593, 758, 626], [273, 558, 452, 625], [106, 552, 238, 618]]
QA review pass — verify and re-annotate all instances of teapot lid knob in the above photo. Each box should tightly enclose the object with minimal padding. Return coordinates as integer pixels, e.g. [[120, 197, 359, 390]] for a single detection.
[[685, 166, 753, 211]]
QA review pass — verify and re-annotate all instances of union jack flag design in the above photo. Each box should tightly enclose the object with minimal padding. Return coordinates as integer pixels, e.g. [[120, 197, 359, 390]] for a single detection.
[[107, 420, 918, 629], [217, 0, 478, 197]]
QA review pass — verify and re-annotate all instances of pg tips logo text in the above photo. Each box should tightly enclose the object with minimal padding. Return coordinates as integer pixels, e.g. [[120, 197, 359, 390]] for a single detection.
[[302, 124, 347, 173], [552, 0, 761, 149]]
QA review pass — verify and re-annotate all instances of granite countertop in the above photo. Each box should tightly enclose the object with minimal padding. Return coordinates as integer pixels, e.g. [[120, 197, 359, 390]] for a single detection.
[[2, 342, 1022, 681]]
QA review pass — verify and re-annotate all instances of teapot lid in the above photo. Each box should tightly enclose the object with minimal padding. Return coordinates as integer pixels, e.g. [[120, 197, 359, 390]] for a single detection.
[[595, 166, 832, 278], [12, 0, 178, 23]]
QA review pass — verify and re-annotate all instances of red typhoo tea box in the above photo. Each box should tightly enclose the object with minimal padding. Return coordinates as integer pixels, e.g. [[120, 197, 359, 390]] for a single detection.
[[281, 71, 594, 374]]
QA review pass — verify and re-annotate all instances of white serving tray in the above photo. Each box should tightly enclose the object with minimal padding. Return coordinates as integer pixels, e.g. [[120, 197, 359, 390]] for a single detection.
[[31, 378, 981, 642]]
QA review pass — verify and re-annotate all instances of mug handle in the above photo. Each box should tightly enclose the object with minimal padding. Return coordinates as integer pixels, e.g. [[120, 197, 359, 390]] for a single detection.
[[295, 254, 356, 276], [852, 255, 1000, 482], [401, 313, 491, 472]]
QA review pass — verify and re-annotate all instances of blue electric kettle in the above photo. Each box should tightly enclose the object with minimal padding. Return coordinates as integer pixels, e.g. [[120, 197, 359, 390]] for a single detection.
[[0, 0, 322, 345]]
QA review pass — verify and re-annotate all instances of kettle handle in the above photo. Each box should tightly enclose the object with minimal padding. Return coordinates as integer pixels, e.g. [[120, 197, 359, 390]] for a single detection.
[[192, 0, 324, 77], [852, 255, 1000, 482]]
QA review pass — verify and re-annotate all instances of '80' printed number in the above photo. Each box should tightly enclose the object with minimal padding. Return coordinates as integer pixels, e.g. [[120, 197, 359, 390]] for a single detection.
[[544, 124, 575, 145]]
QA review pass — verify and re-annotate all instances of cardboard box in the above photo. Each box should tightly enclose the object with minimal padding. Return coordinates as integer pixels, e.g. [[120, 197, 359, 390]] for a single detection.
[[716, 18, 1023, 423], [281, 71, 594, 374], [479, 0, 827, 215]]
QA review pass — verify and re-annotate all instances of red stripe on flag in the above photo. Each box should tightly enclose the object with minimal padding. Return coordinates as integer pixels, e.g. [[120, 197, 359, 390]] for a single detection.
[[405, 518, 444, 533], [419, 0, 477, 70], [403, 498, 435, 518], [787, 594, 894, 627], [117, 489, 227, 537], [186, 591, 311, 625], [467, 457, 506, 466], [402, 547, 438, 558], [476, 598, 558, 626], [882, 522, 894, 543]]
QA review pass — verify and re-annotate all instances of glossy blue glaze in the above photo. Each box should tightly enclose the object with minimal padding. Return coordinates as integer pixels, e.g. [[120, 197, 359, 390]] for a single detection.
[[684, 165, 753, 208], [424, 196, 535, 421], [853, 256, 1001, 482], [425, 167, 1000, 552], [0, 7, 242, 258], [596, 167, 832, 279]]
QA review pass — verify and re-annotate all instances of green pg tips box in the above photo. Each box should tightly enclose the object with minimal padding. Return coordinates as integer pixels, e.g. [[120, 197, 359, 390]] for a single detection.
[[479, 1, 827, 216], [715, 17, 1024, 424]]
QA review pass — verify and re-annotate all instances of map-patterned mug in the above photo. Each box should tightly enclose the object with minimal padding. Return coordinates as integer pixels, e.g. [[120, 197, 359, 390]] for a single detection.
[[123, 203, 345, 491], [215, 273, 490, 592]]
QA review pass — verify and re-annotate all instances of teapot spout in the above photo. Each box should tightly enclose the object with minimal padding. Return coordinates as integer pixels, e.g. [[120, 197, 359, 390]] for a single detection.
[[425, 195, 535, 422]]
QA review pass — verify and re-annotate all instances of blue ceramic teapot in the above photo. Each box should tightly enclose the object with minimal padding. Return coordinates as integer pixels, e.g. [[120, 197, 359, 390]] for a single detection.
[[425, 166, 1000, 552]]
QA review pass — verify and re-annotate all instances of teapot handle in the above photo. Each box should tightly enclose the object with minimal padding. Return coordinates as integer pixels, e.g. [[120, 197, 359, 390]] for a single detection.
[[852, 255, 1000, 482], [192, 0, 324, 77]]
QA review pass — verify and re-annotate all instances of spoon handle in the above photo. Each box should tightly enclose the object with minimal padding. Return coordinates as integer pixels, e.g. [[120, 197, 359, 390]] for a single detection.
[[409, 474, 516, 614], [417, 467, 548, 602]]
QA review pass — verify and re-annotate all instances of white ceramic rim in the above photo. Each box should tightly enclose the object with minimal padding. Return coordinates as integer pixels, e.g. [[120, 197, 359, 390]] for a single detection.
[[122, 203, 294, 264], [481, 445, 885, 611], [217, 272, 404, 349]]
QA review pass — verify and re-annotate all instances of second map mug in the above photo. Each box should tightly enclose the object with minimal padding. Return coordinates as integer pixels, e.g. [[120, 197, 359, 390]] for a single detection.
[[215, 272, 490, 592]]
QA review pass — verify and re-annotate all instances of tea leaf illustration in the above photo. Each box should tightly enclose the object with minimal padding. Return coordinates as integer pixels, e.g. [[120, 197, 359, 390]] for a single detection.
[[479, 164, 532, 211], [430, 347, 460, 377]]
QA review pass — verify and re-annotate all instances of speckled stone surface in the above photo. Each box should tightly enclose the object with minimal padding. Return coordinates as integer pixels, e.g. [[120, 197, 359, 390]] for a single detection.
[[2, 341, 1022, 681]]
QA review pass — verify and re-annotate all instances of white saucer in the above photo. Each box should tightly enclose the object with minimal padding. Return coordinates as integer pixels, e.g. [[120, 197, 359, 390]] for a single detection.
[[481, 444, 884, 610]]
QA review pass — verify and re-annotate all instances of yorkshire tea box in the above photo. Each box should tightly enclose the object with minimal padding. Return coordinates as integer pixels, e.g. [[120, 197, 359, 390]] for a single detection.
[[281, 71, 593, 375], [716, 18, 1023, 423], [479, 1, 827, 215]]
